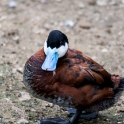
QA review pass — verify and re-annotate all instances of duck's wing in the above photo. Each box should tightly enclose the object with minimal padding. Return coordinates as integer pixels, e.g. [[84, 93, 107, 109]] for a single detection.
[[58, 49, 113, 88], [82, 52, 112, 85]]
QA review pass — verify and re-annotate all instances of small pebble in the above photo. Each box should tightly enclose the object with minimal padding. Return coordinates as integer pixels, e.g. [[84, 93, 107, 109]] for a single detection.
[[56, 0, 61, 2], [9, 86, 13, 91], [33, 29, 45, 34], [119, 109, 124, 112], [45, 103, 54, 108], [0, 16, 7, 21], [17, 67, 23, 74], [17, 119, 29, 124], [41, 0, 46, 3], [122, 0, 124, 3], [65, 20, 75, 27], [92, 56, 97, 60], [0, 118, 2, 123], [0, 73, 3, 76], [88, 0, 96, 5], [78, 3, 85, 8], [78, 20, 91, 29], [15, 92, 22, 97], [18, 91, 31, 101], [101, 48, 108, 53], [117, 122, 122, 124], [8, 0, 17, 8], [109, 0, 117, 5], [0, 24, 2, 29], [13, 36, 19, 41], [97, 0, 107, 6], [54, 105, 61, 111], [118, 31, 122, 36], [43, 23, 50, 30]]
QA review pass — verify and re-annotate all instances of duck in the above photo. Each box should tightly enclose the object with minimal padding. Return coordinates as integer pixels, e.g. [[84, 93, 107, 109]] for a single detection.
[[23, 30, 124, 124]]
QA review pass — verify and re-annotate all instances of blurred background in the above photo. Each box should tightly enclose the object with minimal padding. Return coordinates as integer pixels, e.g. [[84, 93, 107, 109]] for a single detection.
[[0, 0, 124, 123]]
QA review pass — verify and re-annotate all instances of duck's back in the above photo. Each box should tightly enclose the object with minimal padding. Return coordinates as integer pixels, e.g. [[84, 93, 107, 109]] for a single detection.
[[23, 48, 114, 108]]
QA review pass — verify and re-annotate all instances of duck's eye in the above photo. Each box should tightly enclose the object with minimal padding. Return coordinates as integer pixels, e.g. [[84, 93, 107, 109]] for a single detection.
[[60, 41, 62, 44]]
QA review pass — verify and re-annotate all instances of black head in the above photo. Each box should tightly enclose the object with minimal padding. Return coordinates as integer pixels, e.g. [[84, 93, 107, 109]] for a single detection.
[[47, 30, 68, 49]]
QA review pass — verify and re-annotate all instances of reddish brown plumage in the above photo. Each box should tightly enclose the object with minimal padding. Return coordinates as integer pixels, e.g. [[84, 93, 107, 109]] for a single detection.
[[23, 48, 121, 110]]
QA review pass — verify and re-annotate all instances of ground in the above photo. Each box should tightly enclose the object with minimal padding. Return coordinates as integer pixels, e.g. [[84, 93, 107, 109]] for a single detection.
[[0, 0, 124, 123]]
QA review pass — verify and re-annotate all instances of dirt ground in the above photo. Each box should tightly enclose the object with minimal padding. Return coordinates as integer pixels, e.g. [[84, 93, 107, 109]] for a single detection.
[[0, 0, 124, 123]]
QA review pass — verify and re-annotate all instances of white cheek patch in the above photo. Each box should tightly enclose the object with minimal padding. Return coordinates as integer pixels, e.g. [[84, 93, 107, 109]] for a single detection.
[[44, 40, 68, 58], [44, 39, 47, 55], [57, 42, 68, 58]]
